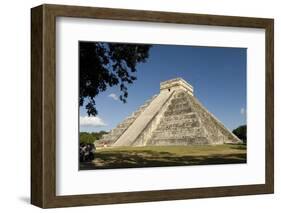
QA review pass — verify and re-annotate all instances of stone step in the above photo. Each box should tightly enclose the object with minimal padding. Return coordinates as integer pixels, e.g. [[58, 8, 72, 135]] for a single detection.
[[159, 117, 198, 125], [101, 136, 117, 142], [156, 120, 200, 130], [113, 91, 173, 146], [164, 108, 192, 116], [169, 99, 189, 105], [123, 116, 137, 123], [116, 120, 135, 128], [160, 112, 197, 122], [166, 103, 190, 110], [132, 111, 142, 117], [111, 127, 127, 135], [151, 128, 203, 139], [98, 94, 159, 145], [147, 137, 209, 145]]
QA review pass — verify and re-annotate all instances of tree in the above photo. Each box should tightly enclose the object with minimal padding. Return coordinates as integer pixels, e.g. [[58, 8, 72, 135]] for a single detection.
[[79, 132, 95, 144], [79, 42, 152, 116], [79, 131, 108, 144], [232, 125, 247, 143]]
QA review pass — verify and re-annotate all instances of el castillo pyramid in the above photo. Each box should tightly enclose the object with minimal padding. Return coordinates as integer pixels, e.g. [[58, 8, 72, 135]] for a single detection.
[[96, 78, 241, 147]]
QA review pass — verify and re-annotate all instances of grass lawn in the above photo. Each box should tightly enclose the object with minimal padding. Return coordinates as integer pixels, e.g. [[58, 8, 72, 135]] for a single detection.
[[79, 144, 246, 170]]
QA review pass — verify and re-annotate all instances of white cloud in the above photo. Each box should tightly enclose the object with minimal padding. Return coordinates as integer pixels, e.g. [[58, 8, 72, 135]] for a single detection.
[[240, 107, 246, 115], [80, 116, 106, 127], [108, 93, 119, 101]]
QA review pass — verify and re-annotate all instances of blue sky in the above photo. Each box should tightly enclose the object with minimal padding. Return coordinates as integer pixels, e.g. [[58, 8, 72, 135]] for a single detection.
[[80, 44, 246, 132]]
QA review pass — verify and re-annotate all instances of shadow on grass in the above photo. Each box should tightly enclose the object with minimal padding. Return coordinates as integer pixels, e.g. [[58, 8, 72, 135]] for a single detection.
[[230, 144, 247, 150], [80, 148, 246, 170]]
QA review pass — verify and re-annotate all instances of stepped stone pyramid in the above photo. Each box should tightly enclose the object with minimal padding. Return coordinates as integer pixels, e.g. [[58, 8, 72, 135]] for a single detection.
[[96, 78, 241, 147]]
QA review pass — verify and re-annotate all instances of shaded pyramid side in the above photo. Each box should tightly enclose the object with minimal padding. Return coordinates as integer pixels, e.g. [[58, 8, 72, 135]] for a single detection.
[[146, 90, 241, 145], [186, 91, 241, 144], [95, 94, 158, 147]]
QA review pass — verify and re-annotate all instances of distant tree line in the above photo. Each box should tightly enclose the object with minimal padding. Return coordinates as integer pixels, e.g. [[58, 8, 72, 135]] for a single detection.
[[232, 125, 247, 143], [79, 131, 108, 144]]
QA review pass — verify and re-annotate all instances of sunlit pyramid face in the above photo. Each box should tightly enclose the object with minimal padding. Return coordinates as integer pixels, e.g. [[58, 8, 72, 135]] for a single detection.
[[96, 78, 241, 147]]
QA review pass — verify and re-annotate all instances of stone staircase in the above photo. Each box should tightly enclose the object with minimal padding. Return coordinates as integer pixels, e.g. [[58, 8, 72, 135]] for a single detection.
[[112, 90, 174, 147], [95, 95, 158, 146]]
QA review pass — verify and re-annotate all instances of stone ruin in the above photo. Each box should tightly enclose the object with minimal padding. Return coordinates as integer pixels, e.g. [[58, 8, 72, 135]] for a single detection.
[[96, 78, 241, 147]]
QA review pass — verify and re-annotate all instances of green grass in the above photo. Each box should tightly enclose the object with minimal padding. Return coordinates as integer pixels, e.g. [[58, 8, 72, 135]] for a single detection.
[[79, 144, 246, 170]]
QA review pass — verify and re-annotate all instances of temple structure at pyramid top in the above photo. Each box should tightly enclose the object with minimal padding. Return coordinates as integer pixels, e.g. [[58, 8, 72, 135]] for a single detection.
[[160, 78, 194, 96], [96, 78, 241, 147]]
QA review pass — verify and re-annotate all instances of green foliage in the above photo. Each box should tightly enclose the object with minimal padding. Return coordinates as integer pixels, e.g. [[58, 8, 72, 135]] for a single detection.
[[232, 125, 247, 143], [79, 131, 108, 144], [79, 42, 152, 116]]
